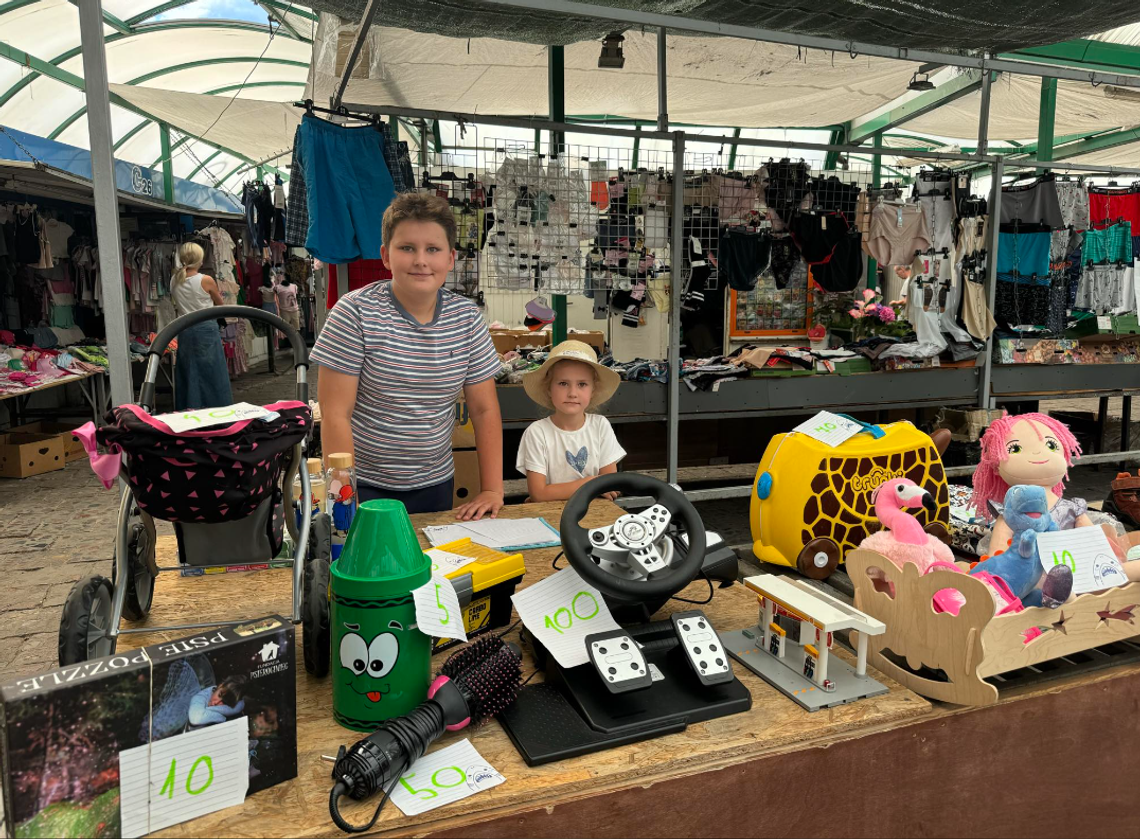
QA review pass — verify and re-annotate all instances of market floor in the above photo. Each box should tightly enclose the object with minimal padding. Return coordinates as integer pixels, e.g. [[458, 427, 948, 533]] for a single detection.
[[0, 371, 1136, 683]]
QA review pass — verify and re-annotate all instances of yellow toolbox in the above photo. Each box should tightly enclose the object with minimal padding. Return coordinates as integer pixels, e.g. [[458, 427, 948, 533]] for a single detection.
[[432, 538, 526, 654], [751, 420, 949, 580]]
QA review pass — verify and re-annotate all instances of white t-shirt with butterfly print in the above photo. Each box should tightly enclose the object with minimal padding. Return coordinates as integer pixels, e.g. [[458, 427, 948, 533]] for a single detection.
[[516, 414, 627, 484]]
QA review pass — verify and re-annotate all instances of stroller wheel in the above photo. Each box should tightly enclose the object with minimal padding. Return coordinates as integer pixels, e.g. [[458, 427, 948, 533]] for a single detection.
[[302, 558, 331, 676], [113, 519, 157, 621], [59, 575, 117, 665], [308, 513, 332, 564]]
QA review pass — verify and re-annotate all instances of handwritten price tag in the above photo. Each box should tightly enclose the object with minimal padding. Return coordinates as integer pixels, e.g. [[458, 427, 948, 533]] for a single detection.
[[511, 567, 620, 668], [412, 575, 467, 642], [154, 402, 280, 433], [119, 717, 249, 837], [389, 739, 505, 816], [1036, 526, 1130, 595], [793, 411, 863, 448], [425, 548, 478, 576]]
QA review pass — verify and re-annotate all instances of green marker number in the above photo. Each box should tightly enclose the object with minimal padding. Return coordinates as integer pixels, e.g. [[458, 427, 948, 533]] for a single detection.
[[543, 591, 600, 635], [435, 583, 450, 625], [399, 766, 466, 801], [159, 755, 214, 800], [1052, 550, 1076, 572]]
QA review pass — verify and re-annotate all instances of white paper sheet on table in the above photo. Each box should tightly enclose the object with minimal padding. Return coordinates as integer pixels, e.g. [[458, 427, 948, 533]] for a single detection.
[[119, 717, 249, 838], [1035, 525, 1131, 595], [412, 574, 468, 642], [510, 567, 621, 669], [389, 739, 505, 816], [423, 518, 561, 551], [792, 411, 864, 448]]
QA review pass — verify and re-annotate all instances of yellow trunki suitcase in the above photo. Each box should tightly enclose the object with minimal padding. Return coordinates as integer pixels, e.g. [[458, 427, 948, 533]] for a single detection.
[[751, 419, 950, 580]]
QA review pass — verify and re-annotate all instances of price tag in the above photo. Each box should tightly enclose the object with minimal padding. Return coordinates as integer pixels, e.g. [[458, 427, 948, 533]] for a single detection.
[[1035, 526, 1130, 595], [425, 548, 478, 576], [389, 739, 505, 816], [119, 717, 249, 838], [1098, 315, 1113, 331], [792, 411, 864, 448], [511, 567, 621, 668], [413, 575, 467, 642], [155, 402, 279, 433]]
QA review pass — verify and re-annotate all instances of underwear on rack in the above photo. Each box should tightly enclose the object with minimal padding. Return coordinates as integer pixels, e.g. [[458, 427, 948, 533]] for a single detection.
[[962, 274, 995, 341], [1083, 222, 1133, 264], [1088, 188, 1140, 231], [811, 229, 864, 293], [767, 237, 800, 290], [718, 227, 772, 292], [864, 203, 931, 266], [1000, 178, 1065, 228], [789, 212, 848, 264], [996, 230, 1052, 278]]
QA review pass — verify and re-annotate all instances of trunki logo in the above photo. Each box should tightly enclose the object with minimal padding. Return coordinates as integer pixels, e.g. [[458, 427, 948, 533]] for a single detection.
[[851, 467, 904, 494]]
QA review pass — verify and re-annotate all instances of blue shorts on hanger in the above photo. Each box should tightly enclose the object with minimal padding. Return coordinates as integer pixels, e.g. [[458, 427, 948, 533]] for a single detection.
[[996, 230, 1051, 279], [299, 114, 395, 264]]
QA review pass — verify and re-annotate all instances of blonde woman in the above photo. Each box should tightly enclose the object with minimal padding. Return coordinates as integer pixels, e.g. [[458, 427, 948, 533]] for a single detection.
[[171, 242, 232, 411]]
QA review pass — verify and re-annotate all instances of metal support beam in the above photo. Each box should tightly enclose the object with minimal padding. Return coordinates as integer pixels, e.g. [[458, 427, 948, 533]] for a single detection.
[[331, 0, 381, 111], [667, 130, 685, 484], [549, 44, 567, 344], [979, 156, 1003, 409], [67, 0, 131, 34], [977, 54, 994, 157], [187, 149, 223, 181], [867, 130, 883, 291], [847, 70, 986, 144], [1037, 77, 1057, 162], [159, 122, 174, 203], [656, 27, 668, 132], [726, 127, 741, 171], [255, 0, 305, 40], [631, 125, 641, 168], [823, 127, 844, 171], [477, 0, 1140, 88], [79, 0, 132, 410]]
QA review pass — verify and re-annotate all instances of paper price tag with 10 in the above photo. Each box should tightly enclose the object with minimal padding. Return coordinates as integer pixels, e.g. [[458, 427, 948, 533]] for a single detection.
[[793, 411, 864, 448], [1035, 526, 1130, 595]]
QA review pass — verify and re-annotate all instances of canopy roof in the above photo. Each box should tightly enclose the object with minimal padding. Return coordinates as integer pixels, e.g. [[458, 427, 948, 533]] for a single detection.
[[2, 0, 1140, 209]]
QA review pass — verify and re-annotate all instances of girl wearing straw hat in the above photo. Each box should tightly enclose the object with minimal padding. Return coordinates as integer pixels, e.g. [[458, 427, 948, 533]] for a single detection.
[[517, 340, 627, 502]]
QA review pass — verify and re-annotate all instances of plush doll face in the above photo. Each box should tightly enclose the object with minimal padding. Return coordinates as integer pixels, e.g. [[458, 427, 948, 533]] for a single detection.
[[997, 419, 1068, 492]]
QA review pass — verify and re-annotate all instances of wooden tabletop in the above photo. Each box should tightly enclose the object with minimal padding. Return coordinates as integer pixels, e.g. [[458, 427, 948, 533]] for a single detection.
[[0, 368, 102, 402], [126, 500, 932, 838]]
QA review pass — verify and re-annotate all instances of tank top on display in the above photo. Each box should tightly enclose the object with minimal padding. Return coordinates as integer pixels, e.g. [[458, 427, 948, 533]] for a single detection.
[[172, 273, 214, 316]]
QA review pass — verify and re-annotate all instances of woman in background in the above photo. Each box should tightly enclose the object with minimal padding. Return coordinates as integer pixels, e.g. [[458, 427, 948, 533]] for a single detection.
[[171, 241, 233, 410]]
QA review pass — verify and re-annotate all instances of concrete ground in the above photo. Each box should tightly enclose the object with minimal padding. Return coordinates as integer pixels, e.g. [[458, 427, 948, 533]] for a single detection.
[[1, 356, 1136, 683]]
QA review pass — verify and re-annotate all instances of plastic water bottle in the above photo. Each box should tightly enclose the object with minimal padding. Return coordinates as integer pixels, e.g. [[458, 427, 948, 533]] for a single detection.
[[326, 452, 357, 560], [293, 457, 326, 531]]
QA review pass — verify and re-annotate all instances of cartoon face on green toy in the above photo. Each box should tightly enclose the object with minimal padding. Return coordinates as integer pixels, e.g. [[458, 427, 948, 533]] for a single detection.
[[338, 620, 406, 706]]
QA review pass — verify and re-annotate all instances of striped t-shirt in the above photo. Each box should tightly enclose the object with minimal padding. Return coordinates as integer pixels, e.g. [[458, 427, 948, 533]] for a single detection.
[[310, 282, 501, 490]]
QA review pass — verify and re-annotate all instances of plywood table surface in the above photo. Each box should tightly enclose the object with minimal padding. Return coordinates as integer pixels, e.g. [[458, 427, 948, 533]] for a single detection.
[[119, 501, 933, 838]]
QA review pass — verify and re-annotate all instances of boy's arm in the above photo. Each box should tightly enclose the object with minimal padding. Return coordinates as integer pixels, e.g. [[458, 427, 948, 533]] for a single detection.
[[455, 378, 504, 521], [318, 369, 359, 467]]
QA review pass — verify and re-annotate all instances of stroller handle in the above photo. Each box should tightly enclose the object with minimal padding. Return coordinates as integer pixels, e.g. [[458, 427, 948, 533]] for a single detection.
[[140, 306, 310, 410]]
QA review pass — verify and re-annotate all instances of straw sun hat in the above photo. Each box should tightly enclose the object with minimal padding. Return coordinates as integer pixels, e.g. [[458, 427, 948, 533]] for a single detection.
[[522, 341, 621, 412]]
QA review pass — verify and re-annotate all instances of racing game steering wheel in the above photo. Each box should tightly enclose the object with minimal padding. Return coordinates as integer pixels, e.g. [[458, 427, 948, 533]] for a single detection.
[[560, 473, 707, 602]]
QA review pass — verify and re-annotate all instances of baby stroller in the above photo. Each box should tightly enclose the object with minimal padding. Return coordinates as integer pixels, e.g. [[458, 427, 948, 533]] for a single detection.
[[59, 306, 332, 673]]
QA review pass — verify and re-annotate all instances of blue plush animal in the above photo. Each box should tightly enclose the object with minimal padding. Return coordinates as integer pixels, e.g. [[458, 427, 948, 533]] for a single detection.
[[971, 484, 1072, 608]]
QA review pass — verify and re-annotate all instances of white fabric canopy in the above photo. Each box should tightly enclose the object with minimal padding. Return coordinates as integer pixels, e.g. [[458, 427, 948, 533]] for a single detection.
[[310, 23, 922, 129]]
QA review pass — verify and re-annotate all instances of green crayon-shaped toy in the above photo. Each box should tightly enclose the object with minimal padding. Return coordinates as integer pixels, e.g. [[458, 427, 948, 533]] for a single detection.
[[330, 499, 431, 731]]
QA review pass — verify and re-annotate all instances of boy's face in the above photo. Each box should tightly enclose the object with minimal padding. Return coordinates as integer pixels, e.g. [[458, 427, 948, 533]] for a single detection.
[[381, 220, 455, 296]]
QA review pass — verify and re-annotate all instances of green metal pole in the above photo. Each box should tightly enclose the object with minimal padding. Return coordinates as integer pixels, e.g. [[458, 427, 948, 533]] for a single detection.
[[631, 122, 641, 169], [727, 127, 741, 171], [823, 126, 845, 172], [1037, 77, 1058, 162], [867, 130, 883, 291], [159, 121, 174, 204], [549, 45, 567, 345]]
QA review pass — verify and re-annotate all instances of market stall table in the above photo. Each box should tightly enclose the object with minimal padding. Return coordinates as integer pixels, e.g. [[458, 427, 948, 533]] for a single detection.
[[0, 368, 107, 427], [116, 501, 1140, 837]]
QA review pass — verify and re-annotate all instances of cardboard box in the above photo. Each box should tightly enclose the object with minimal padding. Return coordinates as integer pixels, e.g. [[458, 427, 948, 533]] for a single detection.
[[1, 616, 297, 838], [453, 392, 477, 449], [0, 432, 67, 479], [489, 329, 605, 356], [453, 449, 481, 508], [9, 421, 86, 462]]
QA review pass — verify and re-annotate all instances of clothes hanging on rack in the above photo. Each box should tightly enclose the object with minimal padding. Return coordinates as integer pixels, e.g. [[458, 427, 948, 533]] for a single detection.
[[864, 202, 931, 266], [1001, 175, 1064, 228]]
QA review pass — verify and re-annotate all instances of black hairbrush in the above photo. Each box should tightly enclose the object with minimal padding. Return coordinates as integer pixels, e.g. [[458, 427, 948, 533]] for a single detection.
[[329, 636, 523, 833]]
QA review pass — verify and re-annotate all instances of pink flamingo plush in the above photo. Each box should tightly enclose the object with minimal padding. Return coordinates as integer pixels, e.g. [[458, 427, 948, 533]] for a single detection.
[[859, 477, 954, 572]]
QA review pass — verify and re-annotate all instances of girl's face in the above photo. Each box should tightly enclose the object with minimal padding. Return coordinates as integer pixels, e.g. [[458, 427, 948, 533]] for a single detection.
[[381, 220, 455, 295], [998, 419, 1068, 490], [548, 361, 595, 417]]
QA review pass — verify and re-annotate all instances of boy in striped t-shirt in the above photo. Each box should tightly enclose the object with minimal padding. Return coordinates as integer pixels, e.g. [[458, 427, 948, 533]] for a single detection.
[[311, 193, 504, 519]]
